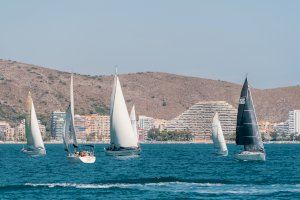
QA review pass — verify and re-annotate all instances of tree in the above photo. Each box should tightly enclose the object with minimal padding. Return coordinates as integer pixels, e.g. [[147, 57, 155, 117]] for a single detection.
[[147, 129, 194, 141]]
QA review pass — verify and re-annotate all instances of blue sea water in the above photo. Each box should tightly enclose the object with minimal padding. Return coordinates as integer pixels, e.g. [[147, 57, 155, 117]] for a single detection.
[[0, 144, 299, 199]]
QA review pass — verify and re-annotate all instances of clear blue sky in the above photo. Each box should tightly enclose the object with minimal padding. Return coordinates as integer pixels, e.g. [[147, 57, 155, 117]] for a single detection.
[[0, 0, 299, 89]]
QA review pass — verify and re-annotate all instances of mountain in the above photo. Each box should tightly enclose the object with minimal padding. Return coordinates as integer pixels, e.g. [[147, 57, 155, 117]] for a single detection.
[[0, 59, 299, 127]]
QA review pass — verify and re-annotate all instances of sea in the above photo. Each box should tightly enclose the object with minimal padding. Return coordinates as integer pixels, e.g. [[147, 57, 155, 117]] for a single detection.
[[0, 144, 299, 200]]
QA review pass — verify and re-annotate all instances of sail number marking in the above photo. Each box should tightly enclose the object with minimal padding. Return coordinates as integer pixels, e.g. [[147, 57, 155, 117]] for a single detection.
[[239, 98, 246, 104]]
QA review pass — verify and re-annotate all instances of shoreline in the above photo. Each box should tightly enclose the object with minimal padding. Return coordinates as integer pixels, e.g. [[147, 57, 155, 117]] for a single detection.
[[0, 141, 299, 144]]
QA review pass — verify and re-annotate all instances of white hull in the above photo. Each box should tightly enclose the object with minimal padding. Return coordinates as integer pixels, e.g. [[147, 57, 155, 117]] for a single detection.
[[215, 150, 228, 156], [104, 148, 141, 156], [67, 154, 96, 164], [235, 151, 266, 161], [21, 148, 46, 157]]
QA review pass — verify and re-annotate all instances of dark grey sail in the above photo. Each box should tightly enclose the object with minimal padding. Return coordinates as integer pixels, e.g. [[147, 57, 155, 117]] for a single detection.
[[63, 105, 78, 153], [236, 78, 264, 152]]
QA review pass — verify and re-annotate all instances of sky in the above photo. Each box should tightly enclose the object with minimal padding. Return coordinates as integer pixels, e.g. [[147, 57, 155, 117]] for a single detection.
[[0, 0, 299, 89]]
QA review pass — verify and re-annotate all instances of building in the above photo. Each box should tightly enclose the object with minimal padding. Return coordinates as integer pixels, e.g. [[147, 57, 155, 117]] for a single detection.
[[15, 120, 26, 141], [5, 127, 15, 141], [274, 121, 289, 134], [39, 123, 47, 140], [0, 121, 14, 141], [166, 101, 237, 142], [288, 110, 300, 136], [74, 114, 87, 141], [50, 111, 66, 141], [258, 121, 275, 141], [273, 120, 290, 141], [15, 119, 47, 141], [153, 118, 168, 131], [138, 115, 155, 140], [74, 114, 110, 142], [98, 115, 110, 142], [138, 115, 155, 131], [84, 114, 110, 142]]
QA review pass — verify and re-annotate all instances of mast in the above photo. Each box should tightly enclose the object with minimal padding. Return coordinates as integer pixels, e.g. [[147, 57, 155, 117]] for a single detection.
[[109, 71, 117, 148], [70, 74, 75, 121], [69, 74, 78, 148], [235, 78, 264, 152], [63, 74, 79, 152], [25, 92, 34, 147], [109, 74, 139, 148]]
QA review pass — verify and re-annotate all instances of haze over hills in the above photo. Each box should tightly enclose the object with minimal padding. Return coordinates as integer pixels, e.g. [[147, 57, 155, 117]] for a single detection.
[[0, 59, 299, 127]]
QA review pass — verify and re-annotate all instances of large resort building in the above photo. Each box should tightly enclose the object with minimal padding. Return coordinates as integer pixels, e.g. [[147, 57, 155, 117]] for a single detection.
[[166, 101, 237, 142], [288, 110, 300, 136]]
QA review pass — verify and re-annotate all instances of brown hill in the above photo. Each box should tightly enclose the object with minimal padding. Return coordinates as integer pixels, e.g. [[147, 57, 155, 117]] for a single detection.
[[0, 59, 299, 127]]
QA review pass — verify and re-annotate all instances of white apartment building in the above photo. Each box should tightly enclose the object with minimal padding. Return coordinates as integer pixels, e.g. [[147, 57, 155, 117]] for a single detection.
[[288, 110, 300, 136], [50, 111, 66, 141], [166, 101, 237, 141], [138, 115, 155, 132], [274, 121, 289, 134], [15, 119, 46, 141], [0, 121, 14, 141]]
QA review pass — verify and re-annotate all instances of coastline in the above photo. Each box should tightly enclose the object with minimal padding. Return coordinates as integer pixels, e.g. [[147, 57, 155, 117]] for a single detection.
[[0, 141, 299, 144]]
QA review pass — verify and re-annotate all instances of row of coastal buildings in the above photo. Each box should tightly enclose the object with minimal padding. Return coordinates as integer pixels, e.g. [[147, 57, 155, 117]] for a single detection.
[[0, 101, 299, 142]]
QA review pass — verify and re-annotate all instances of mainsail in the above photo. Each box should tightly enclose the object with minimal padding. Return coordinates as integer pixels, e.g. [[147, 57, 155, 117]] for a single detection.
[[63, 74, 78, 152], [130, 105, 139, 141], [212, 112, 227, 153], [25, 92, 45, 150], [63, 105, 77, 152], [235, 78, 264, 152], [110, 75, 139, 148]]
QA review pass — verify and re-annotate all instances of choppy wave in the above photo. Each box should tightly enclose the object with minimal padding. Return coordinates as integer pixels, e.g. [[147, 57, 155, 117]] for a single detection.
[[0, 176, 299, 196], [21, 182, 300, 195]]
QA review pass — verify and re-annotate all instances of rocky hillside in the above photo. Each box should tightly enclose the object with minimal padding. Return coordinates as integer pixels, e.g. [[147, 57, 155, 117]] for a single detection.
[[0, 59, 299, 127]]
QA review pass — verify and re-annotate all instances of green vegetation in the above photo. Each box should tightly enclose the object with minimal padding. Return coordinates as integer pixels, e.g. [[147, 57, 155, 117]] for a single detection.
[[94, 105, 109, 115], [147, 128, 194, 141]]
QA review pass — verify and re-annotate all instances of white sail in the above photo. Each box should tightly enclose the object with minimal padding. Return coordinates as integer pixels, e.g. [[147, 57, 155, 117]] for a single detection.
[[212, 112, 227, 153], [130, 105, 139, 141], [26, 92, 45, 150], [110, 76, 139, 148]]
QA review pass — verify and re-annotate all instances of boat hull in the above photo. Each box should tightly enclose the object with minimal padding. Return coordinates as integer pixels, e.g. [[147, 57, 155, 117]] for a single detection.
[[235, 151, 266, 161], [21, 148, 46, 157], [215, 150, 228, 156], [104, 147, 141, 156], [67, 154, 96, 164]]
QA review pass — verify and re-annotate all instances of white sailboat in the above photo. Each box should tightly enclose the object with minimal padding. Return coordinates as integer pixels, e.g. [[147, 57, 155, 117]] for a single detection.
[[63, 74, 96, 163], [130, 105, 139, 141], [105, 73, 141, 156], [211, 112, 228, 156], [21, 92, 46, 156]]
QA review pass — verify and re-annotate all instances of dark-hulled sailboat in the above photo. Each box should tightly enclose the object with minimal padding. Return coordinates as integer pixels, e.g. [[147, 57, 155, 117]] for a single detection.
[[235, 78, 266, 161]]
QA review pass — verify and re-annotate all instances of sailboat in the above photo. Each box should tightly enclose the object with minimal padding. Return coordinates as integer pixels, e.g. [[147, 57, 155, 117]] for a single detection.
[[21, 92, 46, 156], [235, 78, 266, 161], [130, 105, 139, 141], [105, 72, 141, 156], [211, 112, 228, 156], [62, 74, 96, 163]]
